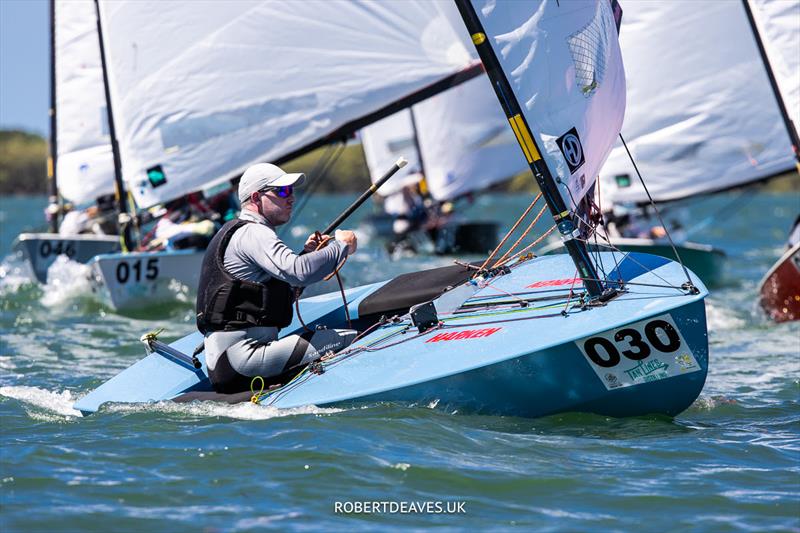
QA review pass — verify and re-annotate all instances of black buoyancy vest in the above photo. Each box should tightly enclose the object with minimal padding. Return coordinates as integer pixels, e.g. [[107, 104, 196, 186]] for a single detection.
[[196, 219, 293, 334]]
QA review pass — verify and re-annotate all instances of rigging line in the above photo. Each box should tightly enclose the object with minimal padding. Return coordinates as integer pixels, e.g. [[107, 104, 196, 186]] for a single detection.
[[579, 276, 685, 291], [477, 280, 530, 306], [560, 181, 609, 281], [491, 203, 547, 268], [494, 224, 558, 268], [587, 186, 609, 279], [618, 133, 694, 286], [561, 269, 580, 315], [475, 193, 542, 274], [594, 177, 625, 284], [573, 236, 679, 290]]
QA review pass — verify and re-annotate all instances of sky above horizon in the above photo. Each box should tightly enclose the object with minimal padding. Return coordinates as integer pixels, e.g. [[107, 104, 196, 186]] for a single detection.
[[0, 0, 49, 135]]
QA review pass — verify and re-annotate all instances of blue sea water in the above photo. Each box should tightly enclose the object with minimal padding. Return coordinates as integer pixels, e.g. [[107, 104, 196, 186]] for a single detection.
[[0, 191, 798, 531]]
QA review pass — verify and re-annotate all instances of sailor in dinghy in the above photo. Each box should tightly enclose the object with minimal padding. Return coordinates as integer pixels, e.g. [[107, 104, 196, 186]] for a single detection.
[[76, 0, 712, 420], [196, 163, 359, 393]]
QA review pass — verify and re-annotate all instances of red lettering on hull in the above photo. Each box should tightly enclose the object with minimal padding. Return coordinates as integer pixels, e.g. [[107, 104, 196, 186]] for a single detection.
[[526, 277, 579, 289], [425, 327, 502, 343]]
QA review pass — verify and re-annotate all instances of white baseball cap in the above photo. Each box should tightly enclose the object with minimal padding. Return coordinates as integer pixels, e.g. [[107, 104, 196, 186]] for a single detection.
[[238, 163, 306, 203]]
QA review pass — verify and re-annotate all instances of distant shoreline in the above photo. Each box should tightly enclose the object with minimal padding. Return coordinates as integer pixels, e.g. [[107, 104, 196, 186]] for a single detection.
[[1, 128, 798, 197]]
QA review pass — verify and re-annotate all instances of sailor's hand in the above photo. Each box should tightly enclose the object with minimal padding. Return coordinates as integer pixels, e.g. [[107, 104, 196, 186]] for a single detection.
[[335, 229, 358, 255], [304, 232, 330, 252]]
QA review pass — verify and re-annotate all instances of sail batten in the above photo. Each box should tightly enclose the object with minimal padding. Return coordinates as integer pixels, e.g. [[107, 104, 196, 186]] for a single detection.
[[96, 0, 482, 209]]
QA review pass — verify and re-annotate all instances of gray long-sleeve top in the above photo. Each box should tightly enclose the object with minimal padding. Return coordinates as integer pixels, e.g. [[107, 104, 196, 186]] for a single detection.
[[224, 210, 348, 286]]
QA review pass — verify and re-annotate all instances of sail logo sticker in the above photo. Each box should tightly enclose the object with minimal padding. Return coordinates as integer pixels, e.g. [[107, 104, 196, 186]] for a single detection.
[[556, 128, 585, 174], [426, 328, 501, 343], [146, 165, 168, 188]]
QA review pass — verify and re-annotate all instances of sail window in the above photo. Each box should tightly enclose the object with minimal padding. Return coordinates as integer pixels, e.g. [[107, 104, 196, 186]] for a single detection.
[[567, 0, 613, 97]]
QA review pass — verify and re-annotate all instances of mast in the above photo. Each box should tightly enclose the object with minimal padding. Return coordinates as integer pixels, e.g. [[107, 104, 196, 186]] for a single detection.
[[408, 107, 427, 179], [46, 0, 58, 233], [454, 0, 604, 297], [408, 106, 432, 197], [741, 0, 800, 168], [93, 0, 133, 250]]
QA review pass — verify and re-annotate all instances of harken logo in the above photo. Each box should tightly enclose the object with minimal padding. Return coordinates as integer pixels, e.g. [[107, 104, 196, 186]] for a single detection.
[[526, 278, 579, 289], [556, 127, 585, 174], [425, 327, 502, 343]]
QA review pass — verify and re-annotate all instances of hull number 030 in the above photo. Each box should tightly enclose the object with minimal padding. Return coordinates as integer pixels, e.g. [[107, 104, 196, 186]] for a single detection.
[[576, 314, 701, 390], [582, 319, 680, 367], [115, 258, 159, 284]]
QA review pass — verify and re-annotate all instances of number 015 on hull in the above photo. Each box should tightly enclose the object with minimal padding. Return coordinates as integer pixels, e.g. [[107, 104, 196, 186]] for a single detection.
[[88, 249, 205, 312]]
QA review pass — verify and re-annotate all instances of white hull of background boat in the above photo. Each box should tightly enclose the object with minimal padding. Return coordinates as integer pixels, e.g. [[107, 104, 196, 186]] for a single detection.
[[87, 249, 204, 312], [15, 233, 120, 284]]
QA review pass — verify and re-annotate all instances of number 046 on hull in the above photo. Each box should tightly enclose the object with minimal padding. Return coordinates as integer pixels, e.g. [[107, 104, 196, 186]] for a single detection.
[[14, 233, 120, 284]]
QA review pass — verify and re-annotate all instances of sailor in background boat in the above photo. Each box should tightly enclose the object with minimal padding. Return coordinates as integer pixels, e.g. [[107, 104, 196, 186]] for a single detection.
[[140, 190, 235, 252], [195, 163, 358, 393], [55, 194, 118, 236], [604, 202, 682, 241]]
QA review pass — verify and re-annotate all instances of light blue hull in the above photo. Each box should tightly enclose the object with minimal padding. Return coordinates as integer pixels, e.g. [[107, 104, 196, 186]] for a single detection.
[[75, 252, 709, 419], [277, 299, 707, 418]]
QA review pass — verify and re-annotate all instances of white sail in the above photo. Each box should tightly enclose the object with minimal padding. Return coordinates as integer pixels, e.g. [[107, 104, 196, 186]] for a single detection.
[[360, 74, 528, 202], [748, 0, 800, 135], [54, 0, 115, 207], [470, 0, 626, 211], [96, 0, 479, 209], [414, 74, 529, 202], [599, 1, 797, 205]]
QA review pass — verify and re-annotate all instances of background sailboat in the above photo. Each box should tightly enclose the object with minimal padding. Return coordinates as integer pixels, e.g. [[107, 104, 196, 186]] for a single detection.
[[746, 0, 800, 322], [14, 0, 119, 284], [86, 0, 487, 312], [360, 74, 530, 255], [543, 0, 799, 285]]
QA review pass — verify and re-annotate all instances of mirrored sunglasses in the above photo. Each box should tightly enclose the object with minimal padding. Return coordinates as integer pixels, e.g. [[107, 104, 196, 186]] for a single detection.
[[261, 185, 294, 198]]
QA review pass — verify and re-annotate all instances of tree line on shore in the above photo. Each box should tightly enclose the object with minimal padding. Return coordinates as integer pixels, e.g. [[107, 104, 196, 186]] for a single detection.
[[0, 129, 541, 197], [2, 128, 796, 197], [0, 130, 48, 195]]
